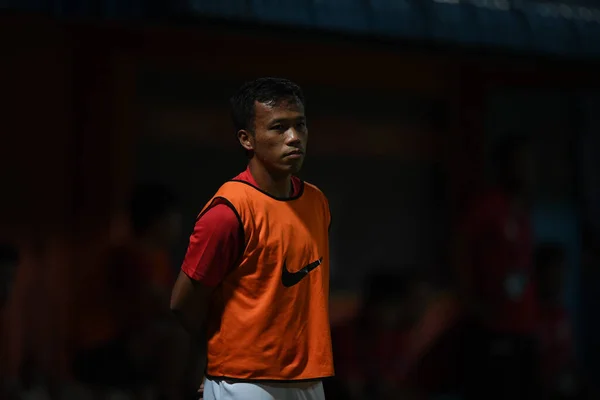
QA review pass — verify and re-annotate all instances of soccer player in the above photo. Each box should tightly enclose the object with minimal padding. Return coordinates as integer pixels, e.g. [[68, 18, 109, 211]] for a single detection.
[[170, 78, 334, 400]]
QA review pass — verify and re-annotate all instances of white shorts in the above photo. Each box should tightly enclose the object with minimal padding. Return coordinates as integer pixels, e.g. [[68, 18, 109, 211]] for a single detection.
[[203, 377, 326, 400]]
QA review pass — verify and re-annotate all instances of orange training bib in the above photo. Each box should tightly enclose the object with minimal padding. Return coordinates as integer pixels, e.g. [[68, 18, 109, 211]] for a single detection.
[[202, 180, 334, 382]]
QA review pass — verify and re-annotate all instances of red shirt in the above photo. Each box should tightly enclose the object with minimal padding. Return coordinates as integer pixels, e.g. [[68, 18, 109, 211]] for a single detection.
[[181, 167, 302, 286], [461, 189, 537, 334]]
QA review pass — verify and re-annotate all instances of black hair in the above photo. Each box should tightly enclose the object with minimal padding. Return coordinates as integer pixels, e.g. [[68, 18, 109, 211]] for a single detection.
[[535, 242, 566, 275], [130, 183, 178, 236], [229, 77, 305, 134], [0, 243, 19, 265]]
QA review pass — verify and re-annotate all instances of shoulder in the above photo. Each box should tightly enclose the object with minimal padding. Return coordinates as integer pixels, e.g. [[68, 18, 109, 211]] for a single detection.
[[232, 168, 254, 183], [302, 181, 330, 211], [213, 180, 256, 200], [199, 201, 240, 225], [301, 182, 331, 228], [302, 180, 327, 200], [211, 168, 257, 200]]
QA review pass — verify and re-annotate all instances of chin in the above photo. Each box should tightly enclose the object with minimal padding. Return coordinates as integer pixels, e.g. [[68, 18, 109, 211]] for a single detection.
[[280, 160, 304, 175], [291, 164, 303, 174], [289, 163, 304, 175]]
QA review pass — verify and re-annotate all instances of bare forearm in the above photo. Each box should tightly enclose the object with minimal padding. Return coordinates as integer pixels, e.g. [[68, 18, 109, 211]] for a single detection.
[[170, 270, 213, 344], [172, 309, 206, 339]]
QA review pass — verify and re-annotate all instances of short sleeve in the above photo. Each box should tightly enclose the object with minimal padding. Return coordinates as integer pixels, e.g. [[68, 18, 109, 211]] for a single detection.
[[180, 201, 243, 287]]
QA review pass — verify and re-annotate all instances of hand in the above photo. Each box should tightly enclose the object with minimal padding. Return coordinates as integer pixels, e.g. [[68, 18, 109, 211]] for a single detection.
[[198, 381, 204, 399]]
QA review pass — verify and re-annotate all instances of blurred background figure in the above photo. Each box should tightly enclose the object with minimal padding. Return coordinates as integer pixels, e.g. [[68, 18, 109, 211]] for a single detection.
[[330, 268, 433, 400], [535, 242, 581, 400], [70, 184, 189, 400], [456, 136, 538, 400]]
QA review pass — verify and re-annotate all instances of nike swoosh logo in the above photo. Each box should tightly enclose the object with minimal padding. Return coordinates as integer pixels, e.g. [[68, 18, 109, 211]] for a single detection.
[[281, 257, 323, 288]]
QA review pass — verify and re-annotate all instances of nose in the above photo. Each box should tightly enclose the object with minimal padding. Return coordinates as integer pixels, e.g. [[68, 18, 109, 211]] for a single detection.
[[285, 127, 302, 146]]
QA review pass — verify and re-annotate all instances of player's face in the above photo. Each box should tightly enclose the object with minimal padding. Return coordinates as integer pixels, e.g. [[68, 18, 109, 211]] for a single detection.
[[242, 99, 308, 176]]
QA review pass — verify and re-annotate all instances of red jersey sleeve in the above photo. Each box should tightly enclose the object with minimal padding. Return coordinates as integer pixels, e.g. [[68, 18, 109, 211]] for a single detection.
[[180, 202, 242, 287]]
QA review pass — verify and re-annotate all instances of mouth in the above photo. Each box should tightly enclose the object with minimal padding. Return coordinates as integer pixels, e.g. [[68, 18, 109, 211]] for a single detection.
[[284, 150, 304, 159]]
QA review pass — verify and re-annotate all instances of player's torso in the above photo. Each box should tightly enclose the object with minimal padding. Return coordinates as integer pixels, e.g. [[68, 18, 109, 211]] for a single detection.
[[204, 181, 334, 381]]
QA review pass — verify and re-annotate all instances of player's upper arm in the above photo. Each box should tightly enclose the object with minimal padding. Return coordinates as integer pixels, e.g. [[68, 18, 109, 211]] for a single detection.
[[170, 268, 213, 313], [170, 202, 242, 331], [170, 269, 215, 336], [180, 202, 243, 287]]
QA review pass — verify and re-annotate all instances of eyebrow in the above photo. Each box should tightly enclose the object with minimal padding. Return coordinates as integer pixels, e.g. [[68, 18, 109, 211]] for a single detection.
[[269, 116, 306, 125]]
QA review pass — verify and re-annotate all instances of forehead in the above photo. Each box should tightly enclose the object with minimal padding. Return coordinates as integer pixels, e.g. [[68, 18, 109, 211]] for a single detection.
[[254, 99, 305, 123]]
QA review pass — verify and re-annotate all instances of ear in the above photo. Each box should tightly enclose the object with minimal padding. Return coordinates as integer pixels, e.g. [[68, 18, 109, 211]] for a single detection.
[[237, 129, 255, 152]]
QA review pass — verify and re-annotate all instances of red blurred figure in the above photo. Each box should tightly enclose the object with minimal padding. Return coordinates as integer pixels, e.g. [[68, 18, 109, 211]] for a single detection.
[[70, 184, 188, 400], [331, 269, 431, 400], [456, 136, 539, 399]]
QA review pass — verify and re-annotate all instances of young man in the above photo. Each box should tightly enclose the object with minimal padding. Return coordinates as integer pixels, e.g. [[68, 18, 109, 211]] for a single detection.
[[170, 77, 334, 400], [456, 136, 539, 399]]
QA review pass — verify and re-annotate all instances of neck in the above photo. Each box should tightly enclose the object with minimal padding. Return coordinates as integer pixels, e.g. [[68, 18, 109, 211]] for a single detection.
[[248, 160, 292, 198]]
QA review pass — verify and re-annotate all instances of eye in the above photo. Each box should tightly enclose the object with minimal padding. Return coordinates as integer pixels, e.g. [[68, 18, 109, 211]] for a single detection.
[[270, 124, 284, 132]]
